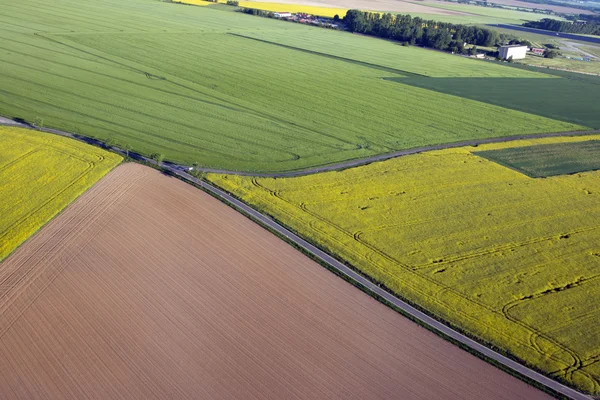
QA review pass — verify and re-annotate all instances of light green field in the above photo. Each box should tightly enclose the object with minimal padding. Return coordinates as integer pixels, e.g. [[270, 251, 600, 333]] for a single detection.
[[518, 56, 600, 75], [0, 0, 587, 172], [582, 45, 600, 58], [232, 27, 548, 77]]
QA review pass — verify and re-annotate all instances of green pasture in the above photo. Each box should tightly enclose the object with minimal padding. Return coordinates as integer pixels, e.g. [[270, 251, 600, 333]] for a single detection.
[[582, 45, 600, 58], [518, 55, 600, 76], [0, 0, 591, 171]]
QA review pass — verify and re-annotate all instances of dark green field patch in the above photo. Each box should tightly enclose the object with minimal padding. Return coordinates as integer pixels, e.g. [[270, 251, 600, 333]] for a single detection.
[[386, 72, 600, 129], [474, 140, 600, 178]]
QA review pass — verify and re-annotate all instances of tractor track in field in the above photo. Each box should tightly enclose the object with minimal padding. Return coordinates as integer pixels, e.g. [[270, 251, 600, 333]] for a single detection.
[[2, 116, 599, 178], [0, 116, 597, 399], [217, 129, 600, 178]]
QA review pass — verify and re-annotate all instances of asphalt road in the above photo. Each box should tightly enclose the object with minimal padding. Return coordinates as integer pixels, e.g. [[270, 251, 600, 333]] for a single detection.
[[178, 172, 592, 400], [491, 24, 600, 45], [189, 130, 600, 178], [1, 118, 595, 399]]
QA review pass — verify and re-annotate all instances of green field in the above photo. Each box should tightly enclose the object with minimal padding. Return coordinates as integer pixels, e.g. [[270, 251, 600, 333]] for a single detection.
[[518, 55, 600, 75], [389, 66, 600, 128], [229, 29, 600, 128], [475, 140, 600, 177], [582, 45, 600, 58], [231, 28, 548, 77], [0, 0, 591, 172]]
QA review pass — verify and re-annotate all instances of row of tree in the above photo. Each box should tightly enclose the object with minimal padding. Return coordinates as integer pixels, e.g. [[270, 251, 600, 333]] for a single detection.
[[342, 10, 505, 53], [240, 8, 274, 17], [523, 18, 600, 35]]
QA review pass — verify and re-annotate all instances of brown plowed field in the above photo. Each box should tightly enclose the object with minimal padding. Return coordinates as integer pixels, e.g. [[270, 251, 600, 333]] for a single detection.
[[0, 163, 549, 399], [423, 0, 596, 14]]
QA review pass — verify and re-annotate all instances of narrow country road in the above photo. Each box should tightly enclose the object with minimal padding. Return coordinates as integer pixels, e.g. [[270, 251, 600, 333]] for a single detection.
[[2, 116, 599, 178], [215, 130, 600, 178], [1, 117, 596, 399]]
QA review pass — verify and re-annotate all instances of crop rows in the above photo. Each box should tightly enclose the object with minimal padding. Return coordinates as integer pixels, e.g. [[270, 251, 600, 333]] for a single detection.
[[208, 135, 600, 394], [0, 163, 548, 399], [0, 127, 121, 261], [0, 0, 586, 172]]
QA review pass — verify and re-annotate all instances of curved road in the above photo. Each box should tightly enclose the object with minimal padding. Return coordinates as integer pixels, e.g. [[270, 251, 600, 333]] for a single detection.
[[186, 130, 600, 178], [1, 117, 596, 399]]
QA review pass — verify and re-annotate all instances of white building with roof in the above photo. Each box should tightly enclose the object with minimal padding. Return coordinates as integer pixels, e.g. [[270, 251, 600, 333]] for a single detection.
[[498, 45, 528, 60]]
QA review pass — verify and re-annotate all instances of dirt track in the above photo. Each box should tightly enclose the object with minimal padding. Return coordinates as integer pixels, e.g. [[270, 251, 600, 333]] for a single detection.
[[0, 163, 549, 399]]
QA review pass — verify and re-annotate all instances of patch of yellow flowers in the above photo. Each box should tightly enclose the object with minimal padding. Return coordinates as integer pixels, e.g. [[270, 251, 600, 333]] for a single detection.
[[0, 127, 122, 261], [209, 135, 600, 395], [178, 0, 347, 18]]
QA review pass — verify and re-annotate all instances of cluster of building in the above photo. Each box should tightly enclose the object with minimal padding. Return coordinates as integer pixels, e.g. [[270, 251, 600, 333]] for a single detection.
[[273, 12, 339, 28], [498, 44, 529, 60], [498, 45, 550, 60]]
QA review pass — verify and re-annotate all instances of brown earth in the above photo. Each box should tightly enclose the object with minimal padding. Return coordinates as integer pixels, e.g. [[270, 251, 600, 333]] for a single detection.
[[424, 0, 596, 14], [0, 163, 550, 400]]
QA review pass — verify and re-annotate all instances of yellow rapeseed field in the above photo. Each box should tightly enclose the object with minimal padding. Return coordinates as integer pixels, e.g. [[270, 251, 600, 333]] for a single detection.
[[178, 0, 347, 17], [209, 135, 600, 395], [238, 2, 346, 17], [0, 127, 122, 261]]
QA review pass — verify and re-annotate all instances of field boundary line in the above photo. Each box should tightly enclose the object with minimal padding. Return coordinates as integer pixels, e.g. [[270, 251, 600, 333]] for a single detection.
[[0, 117, 598, 399], [2, 116, 599, 178], [227, 33, 428, 78], [174, 170, 594, 400]]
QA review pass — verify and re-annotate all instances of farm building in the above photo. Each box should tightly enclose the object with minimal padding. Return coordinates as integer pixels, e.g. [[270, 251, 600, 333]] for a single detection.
[[499, 45, 528, 60], [531, 47, 545, 56], [273, 12, 292, 18]]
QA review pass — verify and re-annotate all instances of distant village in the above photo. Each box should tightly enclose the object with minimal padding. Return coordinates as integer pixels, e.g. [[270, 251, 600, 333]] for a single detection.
[[271, 11, 340, 28]]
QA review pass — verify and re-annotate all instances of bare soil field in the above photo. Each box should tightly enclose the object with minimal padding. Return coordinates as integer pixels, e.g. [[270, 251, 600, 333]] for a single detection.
[[0, 163, 549, 400], [424, 0, 596, 14], [244, 0, 470, 14]]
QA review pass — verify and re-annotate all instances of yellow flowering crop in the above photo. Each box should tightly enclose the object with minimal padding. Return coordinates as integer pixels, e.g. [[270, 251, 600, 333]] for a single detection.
[[179, 0, 347, 17], [209, 135, 600, 395], [237, 2, 346, 17], [0, 127, 122, 261]]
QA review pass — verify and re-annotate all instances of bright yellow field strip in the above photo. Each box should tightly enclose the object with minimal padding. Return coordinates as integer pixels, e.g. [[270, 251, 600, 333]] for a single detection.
[[0, 127, 122, 261], [173, 0, 215, 5], [238, 2, 346, 17], [179, 0, 347, 17], [208, 135, 600, 395]]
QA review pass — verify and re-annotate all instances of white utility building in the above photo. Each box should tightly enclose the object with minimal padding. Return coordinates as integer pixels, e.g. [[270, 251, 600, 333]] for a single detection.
[[498, 45, 528, 60]]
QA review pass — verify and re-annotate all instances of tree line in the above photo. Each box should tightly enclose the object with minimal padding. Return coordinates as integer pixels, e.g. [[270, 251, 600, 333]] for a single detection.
[[343, 10, 505, 53], [523, 17, 600, 35], [240, 8, 274, 17]]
